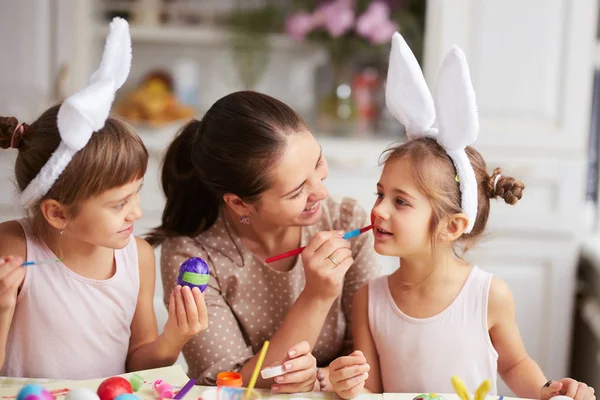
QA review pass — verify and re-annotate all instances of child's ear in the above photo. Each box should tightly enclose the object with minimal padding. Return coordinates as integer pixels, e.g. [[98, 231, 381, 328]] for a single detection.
[[39, 199, 69, 231], [440, 213, 469, 241]]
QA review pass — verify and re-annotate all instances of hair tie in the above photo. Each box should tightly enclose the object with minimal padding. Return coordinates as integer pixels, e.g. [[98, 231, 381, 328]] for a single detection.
[[10, 123, 24, 149], [493, 174, 502, 193]]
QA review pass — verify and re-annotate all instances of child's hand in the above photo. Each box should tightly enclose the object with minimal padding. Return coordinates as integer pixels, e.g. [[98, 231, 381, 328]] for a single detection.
[[271, 341, 318, 393], [0, 256, 25, 313], [541, 379, 595, 400], [329, 350, 370, 399], [162, 285, 208, 349]]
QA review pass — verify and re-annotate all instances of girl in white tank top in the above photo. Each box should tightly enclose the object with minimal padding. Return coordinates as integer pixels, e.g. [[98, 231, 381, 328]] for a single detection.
[[329, 32, 594, 400], [0, 18, 207, 379]]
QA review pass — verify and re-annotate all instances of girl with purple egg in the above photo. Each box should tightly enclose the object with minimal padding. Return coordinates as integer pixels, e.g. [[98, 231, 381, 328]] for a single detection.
[[147, 91, 381, 392], [0, 18, 207, 379]]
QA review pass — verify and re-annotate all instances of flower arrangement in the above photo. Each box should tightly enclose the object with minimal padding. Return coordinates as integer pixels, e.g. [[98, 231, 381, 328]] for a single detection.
[[223, 0, 425, 135], [284, 0, 425, 66]]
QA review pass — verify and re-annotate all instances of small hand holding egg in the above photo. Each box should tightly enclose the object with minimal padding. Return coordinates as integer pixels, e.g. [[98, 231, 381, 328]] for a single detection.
[[162, 258, 209, 349]]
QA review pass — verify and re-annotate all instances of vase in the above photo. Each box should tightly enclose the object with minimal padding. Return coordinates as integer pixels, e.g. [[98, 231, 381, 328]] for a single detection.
[[316, 64, 357, 135]]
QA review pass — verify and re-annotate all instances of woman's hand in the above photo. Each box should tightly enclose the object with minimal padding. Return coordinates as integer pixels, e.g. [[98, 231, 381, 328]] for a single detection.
[[271, 341, 318, 393], [301, 231, 353, 301]]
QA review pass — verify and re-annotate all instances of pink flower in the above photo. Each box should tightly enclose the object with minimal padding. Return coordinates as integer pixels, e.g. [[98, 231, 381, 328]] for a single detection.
[[314, 0, 355, 37], [285, 12, 317, 40], [367, 19, 398, 44], [356, 1, 398, 44]]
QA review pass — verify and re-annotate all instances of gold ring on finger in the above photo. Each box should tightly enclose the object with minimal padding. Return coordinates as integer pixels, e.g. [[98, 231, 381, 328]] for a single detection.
[[327, 255, 339, 266]]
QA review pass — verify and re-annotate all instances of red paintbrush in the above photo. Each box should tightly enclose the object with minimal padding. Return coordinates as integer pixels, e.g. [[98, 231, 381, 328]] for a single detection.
[[265, 224, 374, 263]]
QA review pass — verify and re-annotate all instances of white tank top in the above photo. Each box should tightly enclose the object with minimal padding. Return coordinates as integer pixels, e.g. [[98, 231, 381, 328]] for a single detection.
[[368, 266, 498, 394], [1, 219, 140, 379]]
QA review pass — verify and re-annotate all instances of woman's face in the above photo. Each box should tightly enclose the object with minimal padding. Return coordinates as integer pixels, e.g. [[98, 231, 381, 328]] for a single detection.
[[253, 130, 329, 228]]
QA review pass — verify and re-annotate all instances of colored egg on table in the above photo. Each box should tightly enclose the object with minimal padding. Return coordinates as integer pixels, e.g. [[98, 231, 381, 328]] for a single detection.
[[17, 385, 53, 400], [413, 394, 444, 400], [96, 377, 133, 400], [128, 373, 144, 392], [114, 394, 139, 400], [177, 257, 210, 292], [65, 388, 100, 400]]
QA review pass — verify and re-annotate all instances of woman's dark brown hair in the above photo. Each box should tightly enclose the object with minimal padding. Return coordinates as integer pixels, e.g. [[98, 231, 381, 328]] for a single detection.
[[0, 105, 148, 241], [146, 91, 306, 246]]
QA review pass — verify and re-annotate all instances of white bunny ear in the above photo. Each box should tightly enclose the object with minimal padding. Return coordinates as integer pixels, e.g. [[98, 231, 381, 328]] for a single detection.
[[58, 17, 131, 153], [90, 17, 131, 89], [434, 45, 479, 233], [385, 32, 437, 139], [20, 17, 132, 208], [56, 80, 116, 151], [435, 46, 479, 151]]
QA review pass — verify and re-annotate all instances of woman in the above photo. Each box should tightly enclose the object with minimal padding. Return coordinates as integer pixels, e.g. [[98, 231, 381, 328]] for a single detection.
[[148, 91, 380, 392]]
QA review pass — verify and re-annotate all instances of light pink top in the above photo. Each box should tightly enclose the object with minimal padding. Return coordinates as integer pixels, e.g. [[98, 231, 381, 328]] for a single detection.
[[368, 266, 499, 394], [1, 219, 140, 379]]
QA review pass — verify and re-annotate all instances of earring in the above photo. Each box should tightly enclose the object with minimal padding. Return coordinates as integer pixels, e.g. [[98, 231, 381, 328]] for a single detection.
[[440, 233, 447, 240], [239, 216, 250, 225], [60, 230, 64, 235]]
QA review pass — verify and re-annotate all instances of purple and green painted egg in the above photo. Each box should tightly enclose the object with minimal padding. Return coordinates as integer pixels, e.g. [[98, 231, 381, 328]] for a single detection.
[[177, 257, 210, 292]]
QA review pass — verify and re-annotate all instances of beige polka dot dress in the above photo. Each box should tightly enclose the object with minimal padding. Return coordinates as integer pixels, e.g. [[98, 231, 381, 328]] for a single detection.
[[160, 197, 381, 385]]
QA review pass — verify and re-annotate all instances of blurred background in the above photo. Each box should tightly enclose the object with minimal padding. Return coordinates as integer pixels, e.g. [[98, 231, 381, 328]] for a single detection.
[[1, 0, 600, 394]]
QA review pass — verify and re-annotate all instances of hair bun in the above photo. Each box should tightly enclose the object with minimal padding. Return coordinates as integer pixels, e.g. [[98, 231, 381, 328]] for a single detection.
[[0, 116, 28, 150], [0, 116, 19, 149], [486, 167, 524, 205]]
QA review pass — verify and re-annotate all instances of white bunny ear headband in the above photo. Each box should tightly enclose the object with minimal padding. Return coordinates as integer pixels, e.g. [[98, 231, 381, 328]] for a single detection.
[[20, 17, 132, 208], [385, 32, 479, 233]]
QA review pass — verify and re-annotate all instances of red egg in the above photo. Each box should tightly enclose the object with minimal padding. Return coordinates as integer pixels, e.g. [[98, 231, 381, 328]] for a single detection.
[[96, 377, 133, 400]]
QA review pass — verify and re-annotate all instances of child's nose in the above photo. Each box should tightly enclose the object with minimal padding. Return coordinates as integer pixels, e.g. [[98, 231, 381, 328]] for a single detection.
[[127, 198, 143, 221], [372, 202, 389, 221]]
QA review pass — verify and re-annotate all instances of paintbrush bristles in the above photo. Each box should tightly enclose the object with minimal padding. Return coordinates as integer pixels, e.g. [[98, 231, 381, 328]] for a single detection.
[[21, 258, 62, 266]]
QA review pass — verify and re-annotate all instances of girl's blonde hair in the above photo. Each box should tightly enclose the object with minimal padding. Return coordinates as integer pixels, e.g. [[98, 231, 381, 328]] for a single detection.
[[0, 104, 148, 242], [382, 137, 524, 253]]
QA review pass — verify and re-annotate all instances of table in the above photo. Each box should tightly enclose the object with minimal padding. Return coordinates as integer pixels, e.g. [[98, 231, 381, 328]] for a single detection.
[[0, 366, 518, 400]]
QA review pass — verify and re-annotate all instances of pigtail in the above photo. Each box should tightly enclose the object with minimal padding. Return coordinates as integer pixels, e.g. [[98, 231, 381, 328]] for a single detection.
[[146, 119, 221, 246], [0, 116, 29, 150], [486, 167, 524, 205]]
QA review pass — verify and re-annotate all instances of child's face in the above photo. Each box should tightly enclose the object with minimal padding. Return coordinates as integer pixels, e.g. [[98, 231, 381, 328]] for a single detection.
[[65, 179, 144, 249], [372, 157, 435, 258], [248, 130, 329, 228]]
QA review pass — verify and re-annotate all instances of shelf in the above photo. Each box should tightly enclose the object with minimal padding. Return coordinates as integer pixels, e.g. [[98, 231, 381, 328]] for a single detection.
[[94, 24, 322, 52]]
